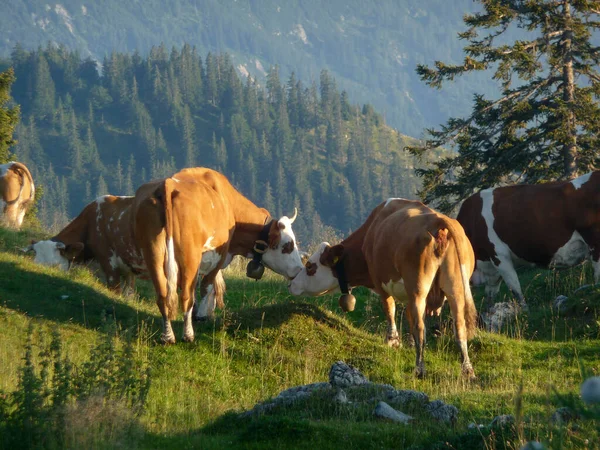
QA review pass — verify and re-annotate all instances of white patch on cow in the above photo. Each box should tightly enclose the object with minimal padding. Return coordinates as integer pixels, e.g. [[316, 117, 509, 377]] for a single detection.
[[550, 231, 590, 268], [109, 250, 129, 272], [262, 214, 304, 279], [199, 251, 221, 275], [32, 240, 70, 271], [479, 189, 525, 299], [381, 279, 407, 299], [289, 242, 338, 296], [172, 177, 180, 182], [571, 172, 592, 190], [196, 284, 215, 319], [384, 197, 407, 207], [16, 208, 26, 227], [211, 201, 215, 209]]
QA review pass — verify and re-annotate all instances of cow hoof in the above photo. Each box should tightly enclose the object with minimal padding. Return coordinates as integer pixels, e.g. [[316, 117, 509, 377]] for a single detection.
[[415, 367, 426, 379], [385, 334, 401, 348], [192, 315, 209, 322], [183, 334, 195, 343], [462, 364, 476, 381], [161, 334, 176, 345]]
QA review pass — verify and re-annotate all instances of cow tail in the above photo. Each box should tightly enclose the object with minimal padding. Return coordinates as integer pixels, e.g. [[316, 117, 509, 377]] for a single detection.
[[163, 178, 179, 320], [443, 219, 477, 340], [213, 270, 226, 309]]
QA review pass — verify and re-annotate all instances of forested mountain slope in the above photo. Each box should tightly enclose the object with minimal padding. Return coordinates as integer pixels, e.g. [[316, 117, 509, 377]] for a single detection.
[[1, 0, 494, 135], [1, 46, 445, 246]]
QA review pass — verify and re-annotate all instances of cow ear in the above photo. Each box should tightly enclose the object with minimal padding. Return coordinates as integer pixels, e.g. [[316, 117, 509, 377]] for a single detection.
[[268, 221, 281, 249], [61, 242, 84, 259], [320, 244, 345, 267]]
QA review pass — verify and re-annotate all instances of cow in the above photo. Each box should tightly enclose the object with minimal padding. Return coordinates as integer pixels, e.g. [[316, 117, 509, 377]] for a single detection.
[[24, 195, 144, 292], [289, 198, 477, 379], [133, 167, 304, 344], [0, 161, 35, 229], [456, 171, 600, 305]]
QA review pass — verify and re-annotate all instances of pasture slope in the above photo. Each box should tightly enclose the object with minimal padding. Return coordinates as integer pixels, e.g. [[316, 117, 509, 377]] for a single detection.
[[0, 226, 598, 449]]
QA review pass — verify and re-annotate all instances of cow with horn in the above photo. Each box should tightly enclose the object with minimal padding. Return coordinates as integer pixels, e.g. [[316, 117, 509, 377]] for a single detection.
[[133, 167, 304, 344], [0, 162, 35, 229], [289, 198, 477, 379]]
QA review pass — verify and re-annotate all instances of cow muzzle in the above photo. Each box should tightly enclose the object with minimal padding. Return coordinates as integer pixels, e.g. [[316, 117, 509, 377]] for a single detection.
[[246, 260, 265, 280]]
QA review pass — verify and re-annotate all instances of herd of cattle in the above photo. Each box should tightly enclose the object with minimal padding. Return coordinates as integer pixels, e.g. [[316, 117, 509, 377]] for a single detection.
[[2, 160, 600, 379]]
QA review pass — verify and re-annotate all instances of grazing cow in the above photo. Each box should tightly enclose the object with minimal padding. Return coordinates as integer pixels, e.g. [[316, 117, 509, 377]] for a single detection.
[[456, 171, 600, 304], [24, 195, 144, 292], [289, 198, 477, 379], [0, 162, 35, 229], [133, 168, 304, 344]]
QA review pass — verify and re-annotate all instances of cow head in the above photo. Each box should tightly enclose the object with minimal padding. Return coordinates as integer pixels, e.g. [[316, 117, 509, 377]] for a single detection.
[[258, 209, 304, 280], [23, 240, 84, 270], [288, 242, 344, 296]]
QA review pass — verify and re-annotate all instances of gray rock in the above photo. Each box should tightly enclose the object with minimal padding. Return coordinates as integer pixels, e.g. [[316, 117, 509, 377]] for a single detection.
[[553, 295, 568, 313], [426, 399, 459, 425], [329, 361, 370, 388], [581, 376, 600, 404], [275, 382, 331, 401], [550, 406, 579, 425], [482, 302, 520, 332], [387, 389, 429, 407], [521, 442, 545, 450], [490, 414, 515, 428], [373, 401, 413, 424], [334, 389, 349, 404]]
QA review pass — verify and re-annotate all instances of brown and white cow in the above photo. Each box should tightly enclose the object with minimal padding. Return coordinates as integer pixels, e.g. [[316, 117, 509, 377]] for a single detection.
[[133, 168, 304, 344], [0, 162, 35, 229], [25, 195, 144, 292], [289, 198, 477, 379], [456, 171, 600, 304]]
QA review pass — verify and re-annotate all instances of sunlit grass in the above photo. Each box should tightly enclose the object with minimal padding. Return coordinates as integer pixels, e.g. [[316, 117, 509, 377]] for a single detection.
[[0, 227, 598, 449]]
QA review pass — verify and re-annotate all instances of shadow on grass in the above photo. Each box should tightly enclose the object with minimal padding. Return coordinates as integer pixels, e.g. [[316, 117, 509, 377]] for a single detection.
[[197, 301, 357, 337], [0, 260, 157, 333]]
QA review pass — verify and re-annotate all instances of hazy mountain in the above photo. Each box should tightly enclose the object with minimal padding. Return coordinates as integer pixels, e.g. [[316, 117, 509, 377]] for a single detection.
[[1, 0, 495, 137]]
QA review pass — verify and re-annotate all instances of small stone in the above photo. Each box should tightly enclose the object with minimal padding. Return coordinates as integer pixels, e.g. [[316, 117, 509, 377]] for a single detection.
[[553, 295, 568, 313], [468, 422, 485, 429], [521, 442, 545, 450], [581, 376, 600, 404], [60, 295, 69, 300], [334, 389, 349, 404], [329, 361, 369, 388], [387, 389, 429, 407], [550, 406, 579, 425], [482, 302, 519, 332], [426, 399, 459, 425], [373, 401, 413, 424], [490, 414, 515, 428]]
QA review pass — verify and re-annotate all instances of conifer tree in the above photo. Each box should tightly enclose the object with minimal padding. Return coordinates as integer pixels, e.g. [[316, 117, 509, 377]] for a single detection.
[[408, 0, 600, 211], [0, 68, 19, 163]]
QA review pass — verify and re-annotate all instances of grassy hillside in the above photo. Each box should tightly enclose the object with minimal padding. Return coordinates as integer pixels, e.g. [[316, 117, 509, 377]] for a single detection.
[[0, 226, 598, 449]]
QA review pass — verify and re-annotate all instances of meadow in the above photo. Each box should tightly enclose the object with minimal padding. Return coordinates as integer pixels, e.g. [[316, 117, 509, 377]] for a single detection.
[[0, 226, 598, 449]]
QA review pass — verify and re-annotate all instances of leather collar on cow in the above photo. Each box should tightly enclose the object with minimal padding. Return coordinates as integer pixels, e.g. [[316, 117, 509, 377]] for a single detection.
[[246, 218, 275, 280], [332, 258, 350, 295]]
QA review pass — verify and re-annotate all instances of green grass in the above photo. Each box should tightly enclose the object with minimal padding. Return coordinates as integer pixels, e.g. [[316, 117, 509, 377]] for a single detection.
[[0, 227, 598, 449]]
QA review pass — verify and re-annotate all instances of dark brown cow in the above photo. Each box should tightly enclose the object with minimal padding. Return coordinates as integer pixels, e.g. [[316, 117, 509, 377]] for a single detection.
[[26, 195, 143, 292], [456, 171, 600, 304], [289, 198, 477, 379], [133, 168, 304, 344], [0, 162, 35, 229]]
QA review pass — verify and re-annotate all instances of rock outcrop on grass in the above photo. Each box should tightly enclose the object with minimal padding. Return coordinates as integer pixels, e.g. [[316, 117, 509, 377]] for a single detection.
[[241, 360, 458, 425]]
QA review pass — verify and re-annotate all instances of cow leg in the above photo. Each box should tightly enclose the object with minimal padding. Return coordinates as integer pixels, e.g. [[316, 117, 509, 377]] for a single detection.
[[495, 260, 525, 306], [476, 260, 503, 300], [380, 295, 400, 347], [180, 270, 198, 343], [406, 293, 428, 378], [193, 278, 216, 321]]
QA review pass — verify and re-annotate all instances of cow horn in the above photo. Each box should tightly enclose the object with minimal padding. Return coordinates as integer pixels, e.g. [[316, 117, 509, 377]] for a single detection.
[[289, 207, 298, 224]]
